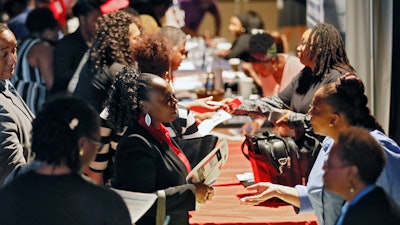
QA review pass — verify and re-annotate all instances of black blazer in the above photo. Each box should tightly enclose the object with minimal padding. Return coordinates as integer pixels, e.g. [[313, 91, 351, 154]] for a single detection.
[[0, 80, 34, 186], [112, 122, 196, 225], [341, 187, 400, 225]]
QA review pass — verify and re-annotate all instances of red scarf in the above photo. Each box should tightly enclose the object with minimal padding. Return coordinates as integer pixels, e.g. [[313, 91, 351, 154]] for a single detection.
[[138, 115, 191, 173]]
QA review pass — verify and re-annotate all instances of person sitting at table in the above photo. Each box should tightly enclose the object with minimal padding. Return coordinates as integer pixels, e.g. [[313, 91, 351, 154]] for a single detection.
[[323, 127, 400, 225], [242, 31, 304, 98], [106, 69, 213, 225], [239, 31, 303, 135], [218, 10, 264, 62], [240, 74, 400, 225], [235, 23, 350, 137], [0, 96, 131, 225]]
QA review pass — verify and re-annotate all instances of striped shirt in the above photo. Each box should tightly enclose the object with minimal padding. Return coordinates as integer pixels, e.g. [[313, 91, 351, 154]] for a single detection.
[[12, 38, 47, 115], [89, 103, 202, 174]]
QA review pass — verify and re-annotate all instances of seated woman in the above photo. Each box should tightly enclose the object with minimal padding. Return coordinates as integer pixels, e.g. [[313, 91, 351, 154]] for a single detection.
[[240, 74, 400, 225], [218, 10, 264, 62], [0, 96, 131, 225], [239, 31, 304, 135], [106, 69, 212, 225], [324, 127, 400, 225]]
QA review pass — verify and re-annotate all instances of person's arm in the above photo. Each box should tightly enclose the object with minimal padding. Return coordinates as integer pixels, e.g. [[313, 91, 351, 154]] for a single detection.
[[239, 182, 300, 208], [183, 96, 219, 113], [294, 184, 314, 213], [224, 35, 250, 59], [0, 106, 29, 185], [85, 110, 118, 185], [31, 41, 54, 90], [241, 62, 262, 88], [176, 104, 203, 139]]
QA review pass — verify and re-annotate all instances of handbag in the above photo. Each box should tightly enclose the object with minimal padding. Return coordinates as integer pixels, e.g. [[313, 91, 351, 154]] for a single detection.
[[241, 131, 320, 187], [175, 135, 219, 168]]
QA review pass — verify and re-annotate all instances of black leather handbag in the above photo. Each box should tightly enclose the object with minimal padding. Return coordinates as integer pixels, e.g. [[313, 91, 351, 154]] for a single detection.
[[241, 131, 320, 186]]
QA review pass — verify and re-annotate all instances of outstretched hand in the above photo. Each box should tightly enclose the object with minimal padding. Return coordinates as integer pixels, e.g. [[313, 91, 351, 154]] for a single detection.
[[187, 96, 219, 113], [274, 109, 292, 126], [239, 182, 280, 205]]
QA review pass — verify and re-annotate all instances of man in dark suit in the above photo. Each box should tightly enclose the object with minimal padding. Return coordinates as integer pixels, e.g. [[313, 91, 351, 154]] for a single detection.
[[0, 23, 34, 187]]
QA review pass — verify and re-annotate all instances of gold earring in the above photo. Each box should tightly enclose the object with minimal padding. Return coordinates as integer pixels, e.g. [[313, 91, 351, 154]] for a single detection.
[[329, 123, 334, 127], [79, 149, 84, 156], [349, 181, 355, 193]]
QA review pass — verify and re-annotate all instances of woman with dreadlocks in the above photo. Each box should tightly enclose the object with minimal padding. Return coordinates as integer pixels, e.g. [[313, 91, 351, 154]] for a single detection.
[[236, 23, 355, 135], [231, 23, 355, 224]]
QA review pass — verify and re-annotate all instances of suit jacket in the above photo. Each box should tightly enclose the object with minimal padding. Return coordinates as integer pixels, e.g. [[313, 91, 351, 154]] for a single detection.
[[0, 80, 34, 187], [111, 122, 196, 225], [341, 187, 400, 225]]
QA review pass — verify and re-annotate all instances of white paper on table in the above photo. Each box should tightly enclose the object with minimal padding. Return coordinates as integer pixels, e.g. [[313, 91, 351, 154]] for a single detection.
[[197, 110, 232, 136], [111, 188, 157, 224], [186, 139, 229, 186]]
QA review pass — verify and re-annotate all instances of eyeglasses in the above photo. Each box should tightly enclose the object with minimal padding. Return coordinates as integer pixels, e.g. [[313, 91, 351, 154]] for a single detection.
[[86, 136, 105, 152]]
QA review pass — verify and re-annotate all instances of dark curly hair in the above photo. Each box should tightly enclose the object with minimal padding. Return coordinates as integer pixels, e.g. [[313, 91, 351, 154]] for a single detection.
[[319, 73, 385, 133], [89, 10, 139, 70], [31, 96, 100, 173], [249, 32, 275, 57], [305, 23, 355, 78], [131, 33, 171, 76], [105, 66, 149, 132]]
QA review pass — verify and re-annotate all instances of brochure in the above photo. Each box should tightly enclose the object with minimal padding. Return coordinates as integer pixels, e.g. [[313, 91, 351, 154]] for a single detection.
[[186, 139, 229, 186], [197, 110, 232, 136], [111, 188, 157, 224]]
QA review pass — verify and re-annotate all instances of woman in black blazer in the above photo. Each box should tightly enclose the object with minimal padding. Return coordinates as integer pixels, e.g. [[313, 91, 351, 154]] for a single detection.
[[106, 68, 212, 225], [323, 127, 400, 225]]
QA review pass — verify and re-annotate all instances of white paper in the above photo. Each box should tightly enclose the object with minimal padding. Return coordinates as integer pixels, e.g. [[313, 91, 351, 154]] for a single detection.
[[111, 188, 158, 224], [236, 172, 254, 182], [197, 110, 232, 136], [186, 139, 229, 186]]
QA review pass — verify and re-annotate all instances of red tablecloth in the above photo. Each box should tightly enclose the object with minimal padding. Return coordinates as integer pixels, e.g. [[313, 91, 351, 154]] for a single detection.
[[189, 141, 318, 225]]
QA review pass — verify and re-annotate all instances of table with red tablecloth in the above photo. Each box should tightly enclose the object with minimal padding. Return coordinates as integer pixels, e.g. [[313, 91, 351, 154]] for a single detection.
[[189, 136, 318, 225]]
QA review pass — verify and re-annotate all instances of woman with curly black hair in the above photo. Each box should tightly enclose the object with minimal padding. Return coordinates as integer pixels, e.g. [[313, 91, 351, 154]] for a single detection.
[[73, 9, 142, 113], [106, 69, 212, 225]]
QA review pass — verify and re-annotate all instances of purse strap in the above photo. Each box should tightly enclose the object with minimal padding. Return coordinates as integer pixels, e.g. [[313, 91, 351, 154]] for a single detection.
[[156, 190, 166, 225]]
